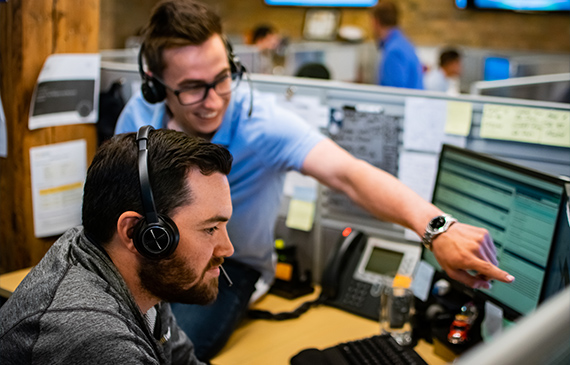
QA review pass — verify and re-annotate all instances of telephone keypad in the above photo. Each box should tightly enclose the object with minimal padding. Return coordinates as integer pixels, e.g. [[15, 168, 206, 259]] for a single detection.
[[341, 281, 371, 308]]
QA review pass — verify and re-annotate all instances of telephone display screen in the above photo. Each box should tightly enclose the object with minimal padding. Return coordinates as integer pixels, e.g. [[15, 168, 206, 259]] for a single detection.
[[365, 247, 404, 277]]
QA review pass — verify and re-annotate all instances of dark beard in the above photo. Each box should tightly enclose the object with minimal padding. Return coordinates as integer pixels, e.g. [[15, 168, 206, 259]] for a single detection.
[[138, 253, 223, 305]]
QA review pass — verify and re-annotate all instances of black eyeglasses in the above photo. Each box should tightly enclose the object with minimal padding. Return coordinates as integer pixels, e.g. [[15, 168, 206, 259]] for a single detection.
[[154, 71, 242, 106]]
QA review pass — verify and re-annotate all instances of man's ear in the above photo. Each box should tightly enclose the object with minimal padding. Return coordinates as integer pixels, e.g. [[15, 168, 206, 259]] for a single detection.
[[116, 211, 143, 254]]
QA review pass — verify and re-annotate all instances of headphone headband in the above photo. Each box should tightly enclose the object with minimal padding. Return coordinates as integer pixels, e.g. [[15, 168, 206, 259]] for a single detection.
[[136, 125, 159, 224], [133, 125, 180, 259]]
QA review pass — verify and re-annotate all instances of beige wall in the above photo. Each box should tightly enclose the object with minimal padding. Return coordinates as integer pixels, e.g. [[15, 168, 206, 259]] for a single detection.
[[99, 0, 570, 53], [99, 0, 156, 50]]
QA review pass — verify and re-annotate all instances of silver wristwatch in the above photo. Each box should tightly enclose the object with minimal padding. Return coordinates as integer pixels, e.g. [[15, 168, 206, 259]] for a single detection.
[[421, 214, 457, 250]]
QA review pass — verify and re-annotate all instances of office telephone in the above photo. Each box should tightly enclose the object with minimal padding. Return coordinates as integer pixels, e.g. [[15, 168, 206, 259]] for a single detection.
[[321, 228, 421, 321]]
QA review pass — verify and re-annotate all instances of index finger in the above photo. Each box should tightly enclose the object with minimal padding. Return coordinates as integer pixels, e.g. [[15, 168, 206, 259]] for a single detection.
[[466, 257, 515, 284]]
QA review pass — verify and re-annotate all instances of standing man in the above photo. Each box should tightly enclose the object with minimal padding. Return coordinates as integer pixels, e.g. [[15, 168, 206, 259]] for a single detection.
[[115, 0, 514, 361], [0, 128, 234, 364], [372, 1, 424, 89]]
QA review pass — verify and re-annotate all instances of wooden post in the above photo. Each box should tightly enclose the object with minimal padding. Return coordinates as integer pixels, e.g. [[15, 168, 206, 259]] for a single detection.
[[0, 0, 99, 274]]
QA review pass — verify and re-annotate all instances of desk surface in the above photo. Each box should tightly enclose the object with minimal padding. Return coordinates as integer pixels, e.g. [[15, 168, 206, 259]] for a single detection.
[[0, 269, 446, 365], [212, 287, 446, 365], [0, 268, 30, 298]]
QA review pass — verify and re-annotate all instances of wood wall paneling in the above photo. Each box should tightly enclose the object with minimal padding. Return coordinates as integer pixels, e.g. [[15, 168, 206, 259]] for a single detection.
[[100, 0, 570, 52], [0, 0, 99, 274]]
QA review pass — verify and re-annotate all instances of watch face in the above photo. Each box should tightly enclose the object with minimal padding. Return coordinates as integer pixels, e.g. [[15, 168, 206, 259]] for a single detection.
[[430, 216, 446, 230]]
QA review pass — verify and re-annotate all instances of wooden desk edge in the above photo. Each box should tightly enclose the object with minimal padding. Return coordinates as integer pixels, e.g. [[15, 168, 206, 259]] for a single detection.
[[0, 268, 32, 298]]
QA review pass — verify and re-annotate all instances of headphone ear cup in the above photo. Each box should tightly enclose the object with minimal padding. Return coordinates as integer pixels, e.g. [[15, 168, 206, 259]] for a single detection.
[[141, 76, 166, 104], [223, 37, 243, 77], [132, 214, 180, 259]]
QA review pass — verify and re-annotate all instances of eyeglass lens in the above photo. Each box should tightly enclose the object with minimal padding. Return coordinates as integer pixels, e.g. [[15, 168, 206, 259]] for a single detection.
[[177, 74, 241, 105]]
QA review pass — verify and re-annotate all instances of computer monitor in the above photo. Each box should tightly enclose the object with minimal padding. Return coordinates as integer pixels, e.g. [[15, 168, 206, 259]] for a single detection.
[[264, 0, 378, 7], [422, 145, 568, 320], [483, 56, 511, 81], [455, 285, 570, 365], [473, 0, 570, 12], [455, 0, 570, 12]]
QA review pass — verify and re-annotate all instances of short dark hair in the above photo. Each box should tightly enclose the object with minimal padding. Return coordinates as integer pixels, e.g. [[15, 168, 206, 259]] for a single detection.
[[252, 25, 275, 44], [141, 0, 223, 77], [439, 49, 461, 67], [373, 1, 399, 27], [82, 129, 233, 245]]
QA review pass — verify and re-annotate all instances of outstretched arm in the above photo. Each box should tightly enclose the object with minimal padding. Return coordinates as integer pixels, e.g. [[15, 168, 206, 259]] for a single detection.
[[301, 139, 514, 288]]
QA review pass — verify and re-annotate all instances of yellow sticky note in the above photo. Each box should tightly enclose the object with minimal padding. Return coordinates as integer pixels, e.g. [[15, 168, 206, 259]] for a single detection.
[[480, 104, 523, 141], [285, 199, 315, 231], [481, 104, 570, 147], [540, 110, 570, 147], [445, 101, 473, 136]]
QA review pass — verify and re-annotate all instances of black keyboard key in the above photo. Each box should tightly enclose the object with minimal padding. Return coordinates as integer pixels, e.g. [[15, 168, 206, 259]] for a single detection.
[[336, 335, 427, 365], [291, 334, 428, 365]]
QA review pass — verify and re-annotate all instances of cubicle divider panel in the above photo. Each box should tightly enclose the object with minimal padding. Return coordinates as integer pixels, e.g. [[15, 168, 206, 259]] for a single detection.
[[249, 74, 570, 283], [99, 63, 569, 283]]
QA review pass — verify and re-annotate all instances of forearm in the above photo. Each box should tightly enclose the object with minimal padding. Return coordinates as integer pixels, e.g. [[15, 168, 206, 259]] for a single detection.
[[303, 139, 441, 236], [336, 159, 442, 237], [303, 139, 513, 286]]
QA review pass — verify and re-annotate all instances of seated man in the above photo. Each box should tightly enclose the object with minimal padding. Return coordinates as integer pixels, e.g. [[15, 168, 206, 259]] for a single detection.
[[0, 127, 234, 365], [424, 48, 462, 94], [116, 0, 514, 361], [250, 24, 283, 74]]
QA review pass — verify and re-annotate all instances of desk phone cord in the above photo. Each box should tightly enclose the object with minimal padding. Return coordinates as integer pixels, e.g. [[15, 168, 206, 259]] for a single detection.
[[247, 293, 329, 321]]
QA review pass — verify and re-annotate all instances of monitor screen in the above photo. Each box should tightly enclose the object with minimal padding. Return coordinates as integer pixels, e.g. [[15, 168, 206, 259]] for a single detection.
[[456, 0, 570, 11], [483, 57, 511, 81], [265, 0, 378, 6], [474, 0, 570, 11], [423, 145, 567, 319]]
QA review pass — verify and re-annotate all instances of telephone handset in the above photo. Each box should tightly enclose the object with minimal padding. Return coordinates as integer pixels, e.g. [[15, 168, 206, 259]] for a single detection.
[[321, 229, 365, 300], [321, 228, 421, 321]]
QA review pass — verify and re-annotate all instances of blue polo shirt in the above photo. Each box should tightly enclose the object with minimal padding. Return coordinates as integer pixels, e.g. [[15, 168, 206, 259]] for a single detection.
[[115, 87, 325, 281], [378, 28, 424, 90]]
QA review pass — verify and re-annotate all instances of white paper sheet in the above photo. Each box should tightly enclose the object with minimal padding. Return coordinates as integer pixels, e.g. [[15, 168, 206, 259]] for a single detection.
[[398, 150, 439, 203], [29, 54, 101, 130], [274, 93, 329, 130], [30, 140, 87, 238], [411, 260, 435, 302], [283, 171, 318, 198], [398, 150, 439, 241], [403, 97, 447, 153], [0, 92, 6, 157], [482, 300, 504, 341], [402, 97, 468, 152]]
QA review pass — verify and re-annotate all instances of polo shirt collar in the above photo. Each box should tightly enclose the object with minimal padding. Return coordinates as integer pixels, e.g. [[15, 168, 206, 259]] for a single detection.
[[380, 27, 401, 48], [211, 92, 237, 147]]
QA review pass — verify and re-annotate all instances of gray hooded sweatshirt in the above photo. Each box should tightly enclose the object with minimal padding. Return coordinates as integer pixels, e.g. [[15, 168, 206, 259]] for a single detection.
[[0, 227, 204, 365]]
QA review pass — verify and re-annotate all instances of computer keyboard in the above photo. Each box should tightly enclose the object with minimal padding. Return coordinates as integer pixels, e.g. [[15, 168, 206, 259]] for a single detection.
[[290, 334, 428, 365]]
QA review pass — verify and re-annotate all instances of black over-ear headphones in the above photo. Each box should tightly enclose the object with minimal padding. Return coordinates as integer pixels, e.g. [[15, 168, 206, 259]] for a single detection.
[[138, 47, 167, 104], [133, 125, 180, 259], [138, 37, 244, 104]]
